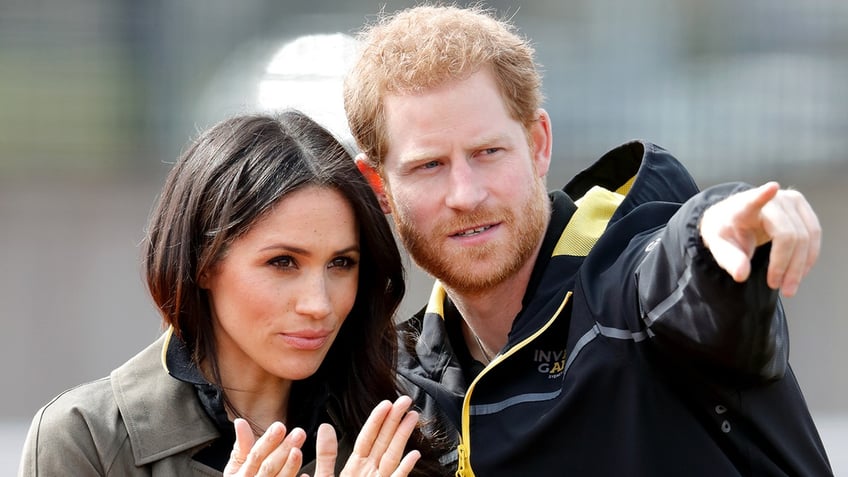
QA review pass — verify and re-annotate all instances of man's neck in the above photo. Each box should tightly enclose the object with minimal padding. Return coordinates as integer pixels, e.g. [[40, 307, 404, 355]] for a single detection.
[[445, 240, 542, 359]]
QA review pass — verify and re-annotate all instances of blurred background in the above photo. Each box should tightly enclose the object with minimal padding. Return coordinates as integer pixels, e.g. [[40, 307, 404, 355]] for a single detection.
[[1, 0, 846, 474]]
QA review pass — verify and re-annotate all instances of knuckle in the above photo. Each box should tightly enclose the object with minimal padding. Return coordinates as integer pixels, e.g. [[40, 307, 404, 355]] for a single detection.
[[777, 188, 801, 200], [230, 448, 245, 464], [258, 459, 275, 476], [247, 448, 264, 464], [785, 189, 804, 200]]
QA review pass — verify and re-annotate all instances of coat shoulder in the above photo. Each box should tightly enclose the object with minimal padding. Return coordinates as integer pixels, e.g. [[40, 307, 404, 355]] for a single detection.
[[19, 376, 130, 475]]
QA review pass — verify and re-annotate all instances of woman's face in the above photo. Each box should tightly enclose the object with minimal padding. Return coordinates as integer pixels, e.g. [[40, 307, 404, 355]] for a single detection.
[[201, 185, 360, 385]]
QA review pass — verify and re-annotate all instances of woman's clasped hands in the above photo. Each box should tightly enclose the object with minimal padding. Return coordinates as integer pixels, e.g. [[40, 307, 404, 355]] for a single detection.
[[224, 396, 422, 477]]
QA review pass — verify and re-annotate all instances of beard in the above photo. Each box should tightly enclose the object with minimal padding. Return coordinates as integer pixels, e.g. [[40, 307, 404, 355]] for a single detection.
[[391, 177, 550, 294]]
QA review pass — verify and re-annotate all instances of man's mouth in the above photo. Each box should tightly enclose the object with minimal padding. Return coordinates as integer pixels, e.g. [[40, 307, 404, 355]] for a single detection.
[[452, 225, 493, 237]]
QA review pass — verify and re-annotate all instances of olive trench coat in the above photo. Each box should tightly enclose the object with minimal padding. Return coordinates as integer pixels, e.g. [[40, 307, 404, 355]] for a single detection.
[[19, 333, 224, 475]]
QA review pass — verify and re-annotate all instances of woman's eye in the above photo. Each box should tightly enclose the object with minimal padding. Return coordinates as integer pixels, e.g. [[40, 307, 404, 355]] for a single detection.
[[269, 256, 295, 269], [329, 256, 357, 269]]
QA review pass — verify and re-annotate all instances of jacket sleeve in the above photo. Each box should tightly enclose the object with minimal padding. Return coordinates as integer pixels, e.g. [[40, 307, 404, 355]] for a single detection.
[[636, 182, 788, 384], [18, 381, 128, 477]]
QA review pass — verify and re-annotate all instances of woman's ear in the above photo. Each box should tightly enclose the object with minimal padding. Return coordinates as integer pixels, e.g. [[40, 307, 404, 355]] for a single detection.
[[355, 153, 391, 214], [198, 269, 211, 290]]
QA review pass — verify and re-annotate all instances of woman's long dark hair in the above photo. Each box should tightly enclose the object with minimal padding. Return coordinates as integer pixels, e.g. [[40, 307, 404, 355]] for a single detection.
[[144, 110, 447, 475]]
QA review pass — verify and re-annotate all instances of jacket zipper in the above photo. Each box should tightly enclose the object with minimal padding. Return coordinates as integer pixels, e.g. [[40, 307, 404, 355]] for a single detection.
[[454, 291, 573, 477]]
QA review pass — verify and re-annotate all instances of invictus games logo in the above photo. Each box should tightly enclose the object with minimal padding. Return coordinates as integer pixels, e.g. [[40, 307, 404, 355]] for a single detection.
[[534, 348, 567, 378]]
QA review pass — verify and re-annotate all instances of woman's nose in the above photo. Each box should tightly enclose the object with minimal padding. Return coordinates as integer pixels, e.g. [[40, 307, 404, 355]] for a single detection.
[[293, 273, 333, 319]]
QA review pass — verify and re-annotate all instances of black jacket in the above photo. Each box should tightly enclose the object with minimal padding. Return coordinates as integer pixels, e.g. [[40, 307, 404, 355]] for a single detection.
[[398, 141, 832, 476]]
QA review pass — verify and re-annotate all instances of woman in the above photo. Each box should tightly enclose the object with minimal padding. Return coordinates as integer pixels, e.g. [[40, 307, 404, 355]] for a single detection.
[[18, 111, 446, 476]]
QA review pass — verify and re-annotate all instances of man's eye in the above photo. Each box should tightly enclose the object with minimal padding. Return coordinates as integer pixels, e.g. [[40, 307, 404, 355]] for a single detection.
[[420, 161, 440, 170]]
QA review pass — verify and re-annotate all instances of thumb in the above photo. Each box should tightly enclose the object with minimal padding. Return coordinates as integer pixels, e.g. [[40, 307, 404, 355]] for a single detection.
[[706, 234, 753, 282], [312, 423, 339, 477], [223, 418, 255, 476]]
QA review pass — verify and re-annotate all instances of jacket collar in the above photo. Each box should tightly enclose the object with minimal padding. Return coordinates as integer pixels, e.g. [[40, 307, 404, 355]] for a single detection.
[[110, 331, 219, 466], [564, 140, 699, 219]]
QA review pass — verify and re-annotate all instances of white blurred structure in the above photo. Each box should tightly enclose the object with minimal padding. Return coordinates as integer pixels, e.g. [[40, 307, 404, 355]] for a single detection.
[[257, 33, 358, 146]]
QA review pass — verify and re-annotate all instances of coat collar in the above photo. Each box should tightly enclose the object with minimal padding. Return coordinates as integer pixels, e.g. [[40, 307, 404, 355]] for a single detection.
[[110, 331, 219, 466], [564, 140, 699, 220]]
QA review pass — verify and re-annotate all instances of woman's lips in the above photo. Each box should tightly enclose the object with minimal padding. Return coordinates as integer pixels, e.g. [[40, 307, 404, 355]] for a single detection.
[[279, 331, 331, 350]]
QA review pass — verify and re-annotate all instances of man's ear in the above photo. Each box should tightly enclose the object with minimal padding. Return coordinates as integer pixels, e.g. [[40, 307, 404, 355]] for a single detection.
[[355, 153, 391, 214], [529, 108, 553, 178]]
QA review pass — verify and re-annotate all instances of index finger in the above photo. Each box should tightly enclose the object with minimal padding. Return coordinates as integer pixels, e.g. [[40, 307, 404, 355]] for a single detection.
[[725, 181, 781, 231], [370, 396, 415, 458], [232, 421, 286, 476], [351, 399, 393, 458], [378, 410, 420, 475], [738, 181, 780, 213], [240, 424, 307, 477]]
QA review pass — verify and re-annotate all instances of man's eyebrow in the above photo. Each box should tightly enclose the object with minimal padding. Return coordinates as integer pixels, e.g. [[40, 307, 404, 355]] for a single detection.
[[399, 134, 512, 164]]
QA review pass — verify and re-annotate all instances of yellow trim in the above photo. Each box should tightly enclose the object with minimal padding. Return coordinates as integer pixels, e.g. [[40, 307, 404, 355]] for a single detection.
[[616, 175, 636, 196], [454, 291, 573, 476], [426, 281, 448, 319], [553, 186, 625, 257], [161, 325, 175, 372]]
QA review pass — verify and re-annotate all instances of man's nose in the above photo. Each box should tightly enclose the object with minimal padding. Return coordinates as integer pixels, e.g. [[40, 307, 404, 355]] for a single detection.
[[444, 158, 487, 211]]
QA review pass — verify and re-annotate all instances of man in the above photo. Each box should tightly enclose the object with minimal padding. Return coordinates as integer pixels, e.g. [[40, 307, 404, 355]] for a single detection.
[[343, 4, 832, 477]]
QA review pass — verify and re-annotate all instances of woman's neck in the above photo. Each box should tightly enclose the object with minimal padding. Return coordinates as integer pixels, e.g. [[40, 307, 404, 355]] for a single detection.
[[204, 359, 292, 436]]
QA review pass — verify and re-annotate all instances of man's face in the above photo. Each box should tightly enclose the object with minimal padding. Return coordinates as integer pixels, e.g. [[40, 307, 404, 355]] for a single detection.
[[378, 68, 552, 293]]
